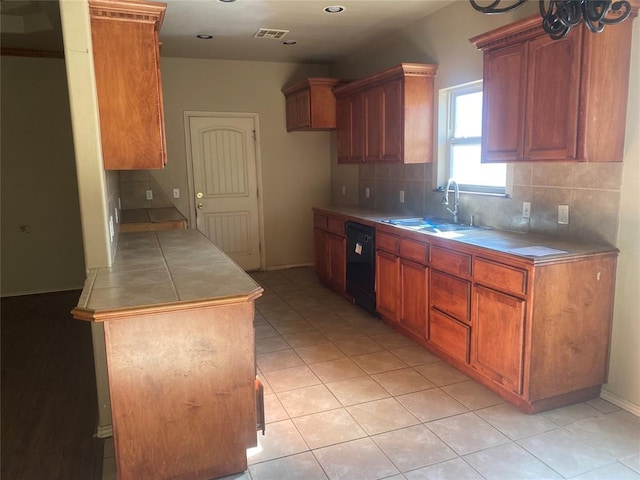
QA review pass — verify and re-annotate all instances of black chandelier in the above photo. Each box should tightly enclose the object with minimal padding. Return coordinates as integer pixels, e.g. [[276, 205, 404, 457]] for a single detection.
[[469, 0, 632, 39]]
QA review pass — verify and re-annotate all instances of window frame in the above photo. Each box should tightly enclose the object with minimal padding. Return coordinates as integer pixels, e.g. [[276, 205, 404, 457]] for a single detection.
[[440, 81, 507, 196]]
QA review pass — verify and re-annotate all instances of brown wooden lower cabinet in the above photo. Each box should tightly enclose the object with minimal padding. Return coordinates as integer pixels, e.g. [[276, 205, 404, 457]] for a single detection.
[[327, 232, 346, 294], [313, 211, 347, 297], [89, 302, 258, 480], [375, 232, 430, 344], [399, 259, 428, 339], [375, 249, 400, 322], [312, 211, 618, 413], [472, 285, 526, 394]]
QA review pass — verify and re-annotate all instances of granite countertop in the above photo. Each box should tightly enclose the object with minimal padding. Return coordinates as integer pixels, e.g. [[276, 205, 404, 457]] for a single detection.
[[73, 229, 263, 321], [314, 206, 618, 263]]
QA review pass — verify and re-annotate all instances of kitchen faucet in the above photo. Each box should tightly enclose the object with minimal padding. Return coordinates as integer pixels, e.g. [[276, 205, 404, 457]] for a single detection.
[[441, 178, 460, 224]]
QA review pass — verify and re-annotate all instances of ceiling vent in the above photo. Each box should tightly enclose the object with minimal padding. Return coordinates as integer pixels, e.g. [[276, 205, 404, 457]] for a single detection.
[[253, 28, 289, 39]]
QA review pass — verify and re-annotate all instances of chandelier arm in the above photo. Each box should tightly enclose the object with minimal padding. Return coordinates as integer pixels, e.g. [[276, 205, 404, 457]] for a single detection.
[[557, 0, 583, 27], [540, 1, 573, 38], [600, 0, 632, 24], [581, 0, 608, 33], [471, 0, 632, 40], [469, 0, 528, 14]]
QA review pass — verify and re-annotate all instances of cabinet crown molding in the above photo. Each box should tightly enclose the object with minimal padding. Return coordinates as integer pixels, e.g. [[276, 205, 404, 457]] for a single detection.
[[470, 9, 638, 51], [89, 0, 166, 28], [281, 77, 346, 95], [333, 63, 438, 96]]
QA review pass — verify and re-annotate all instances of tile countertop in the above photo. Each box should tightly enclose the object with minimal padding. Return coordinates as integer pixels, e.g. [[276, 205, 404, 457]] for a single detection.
[[314, 206, 618, 264], [73, 229, 263, 322]]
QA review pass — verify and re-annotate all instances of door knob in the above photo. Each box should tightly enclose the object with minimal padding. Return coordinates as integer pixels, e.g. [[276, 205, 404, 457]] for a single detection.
[[197, 202, 204, 209]]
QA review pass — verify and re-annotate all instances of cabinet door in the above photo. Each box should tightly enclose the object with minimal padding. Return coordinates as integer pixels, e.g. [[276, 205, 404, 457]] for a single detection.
[[524, 29, 581, 161], [90, 1, 166, 170], [285, 94, 299, 132], [375, 250, 400, 322], [295, 90, 311, 129], [327, 233, 346, 294], [472, 285, 525, 394], [313, 229, 329, 283], [382, 79, 403, 162], [365, 86, 383, 162], [400, 259, 428, 338], [482, 43, 527, 163], [336, 96, 352, 163], [351, 92, 366, 163], [336, 93, 365, 164]]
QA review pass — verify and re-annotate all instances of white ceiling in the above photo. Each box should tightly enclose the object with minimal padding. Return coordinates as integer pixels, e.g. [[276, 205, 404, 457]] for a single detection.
[[1, 0, 452, 64]]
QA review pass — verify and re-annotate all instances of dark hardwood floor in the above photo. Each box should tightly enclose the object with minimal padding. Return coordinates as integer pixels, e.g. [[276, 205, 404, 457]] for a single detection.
[[1, 290, 104, 480]]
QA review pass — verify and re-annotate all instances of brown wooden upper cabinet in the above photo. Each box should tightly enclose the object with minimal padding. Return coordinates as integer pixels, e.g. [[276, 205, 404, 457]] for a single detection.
[[333, 63, 438, 164], [281, 78, 345, 131], [471, 13, 636, 163], [89, 0, 167, 170]]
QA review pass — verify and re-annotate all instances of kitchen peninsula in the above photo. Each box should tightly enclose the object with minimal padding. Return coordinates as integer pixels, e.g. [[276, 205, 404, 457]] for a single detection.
[[72, 229, 263, 480]]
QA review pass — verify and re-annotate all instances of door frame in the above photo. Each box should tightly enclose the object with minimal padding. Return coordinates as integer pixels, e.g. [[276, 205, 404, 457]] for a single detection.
[[183, 111, 266, 271]]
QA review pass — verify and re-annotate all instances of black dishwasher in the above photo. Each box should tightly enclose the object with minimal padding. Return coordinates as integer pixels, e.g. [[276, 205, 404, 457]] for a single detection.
[[346, 221, 376, 314]]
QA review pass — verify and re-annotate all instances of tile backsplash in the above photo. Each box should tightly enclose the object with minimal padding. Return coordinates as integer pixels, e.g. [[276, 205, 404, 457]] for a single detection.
[[356, 162, 623, 246], [118, 170, 174, 210]]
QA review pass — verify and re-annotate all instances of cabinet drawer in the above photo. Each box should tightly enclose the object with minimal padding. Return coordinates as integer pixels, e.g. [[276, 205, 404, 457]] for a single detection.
[[327, 217, 345, 236], [429, 309, 470, 364], [400, 238, 429, 265], [474, 258, 527, 296], [377, 231, 400, 254], [314, 213, 328, 230], [430, 270, 471, 322], [431, 246, 471, 276]]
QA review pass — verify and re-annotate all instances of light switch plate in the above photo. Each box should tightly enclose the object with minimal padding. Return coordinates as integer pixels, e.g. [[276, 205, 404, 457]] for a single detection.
[[146, 190, 153, 200], [522, 201, 531, 219]]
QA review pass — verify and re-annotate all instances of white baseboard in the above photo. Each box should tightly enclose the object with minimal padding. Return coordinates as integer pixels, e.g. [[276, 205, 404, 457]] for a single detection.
[[95, 423, 113, 439], [0, 285, 84, 298], [264, 262, 314, 271], [600, 388, 640, 417]]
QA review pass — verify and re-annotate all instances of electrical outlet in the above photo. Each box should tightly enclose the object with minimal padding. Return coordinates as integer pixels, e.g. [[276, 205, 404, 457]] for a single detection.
[[341, 185, 346, 195], [558, 204, 569, 224], [365, 187, 370, 199], [522, 201, 531, 219], [399, 190, 405, 203], [173, 188, 180, 199], [145, 189, 153, 200]]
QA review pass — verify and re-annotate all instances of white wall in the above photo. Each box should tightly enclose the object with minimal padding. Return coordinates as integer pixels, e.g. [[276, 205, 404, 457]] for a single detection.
[[59, 0, 116, 436], [604, 25, 640, 413], [0, 56, 86, 296], [156, 57, 333, 268]]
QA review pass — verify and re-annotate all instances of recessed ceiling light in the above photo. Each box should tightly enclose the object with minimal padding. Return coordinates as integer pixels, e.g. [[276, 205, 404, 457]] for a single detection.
[[218, 0, 236, 3], [196, 34, 213, 39], [323, 5, 345, 13], [281, 40, 297, 45]]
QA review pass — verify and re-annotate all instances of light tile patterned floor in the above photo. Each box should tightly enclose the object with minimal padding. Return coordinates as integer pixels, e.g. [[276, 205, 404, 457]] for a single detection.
[[102, 267, 640, 480]]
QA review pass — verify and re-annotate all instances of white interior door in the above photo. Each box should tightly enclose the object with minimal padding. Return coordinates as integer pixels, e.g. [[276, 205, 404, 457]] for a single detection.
[[188, 114, 262, 271]]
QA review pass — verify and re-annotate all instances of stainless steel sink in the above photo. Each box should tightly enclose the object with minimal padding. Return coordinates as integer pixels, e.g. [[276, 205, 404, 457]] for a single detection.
[[381, 217, 476, 233]]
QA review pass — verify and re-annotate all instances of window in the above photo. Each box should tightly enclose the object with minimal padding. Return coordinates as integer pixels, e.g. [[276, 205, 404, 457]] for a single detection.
[[443, 82, 506, 194]]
